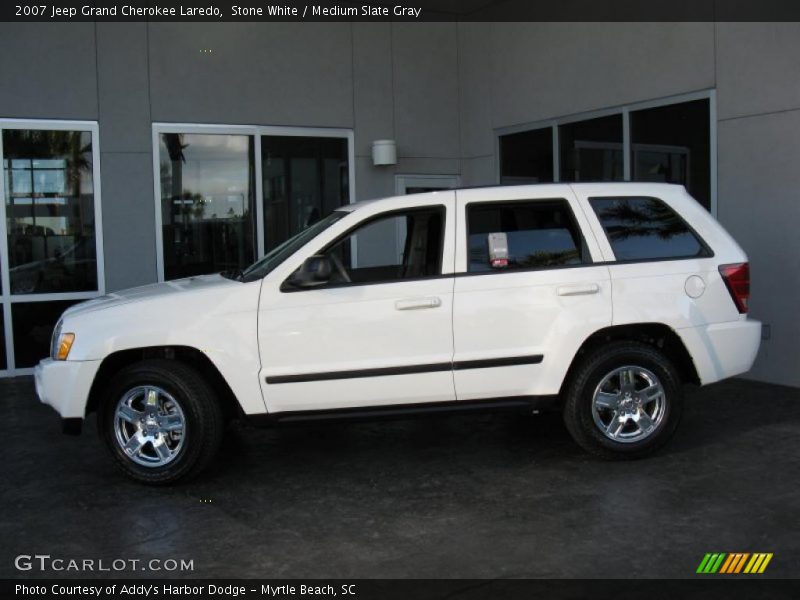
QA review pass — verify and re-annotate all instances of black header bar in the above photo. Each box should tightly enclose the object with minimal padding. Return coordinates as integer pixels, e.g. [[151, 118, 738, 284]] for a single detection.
[[4, 0, 800, 22], [4, 579, 800, 600]]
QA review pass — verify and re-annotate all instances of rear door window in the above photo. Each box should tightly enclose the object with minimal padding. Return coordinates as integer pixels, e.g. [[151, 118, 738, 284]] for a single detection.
[[467, 200, 589, 272], [589, 196, 710, 261]]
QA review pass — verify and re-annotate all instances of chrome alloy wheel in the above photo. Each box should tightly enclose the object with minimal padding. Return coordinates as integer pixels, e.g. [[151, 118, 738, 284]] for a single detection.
[[591, 366, 666, 444], [113, 386, 186, 467]]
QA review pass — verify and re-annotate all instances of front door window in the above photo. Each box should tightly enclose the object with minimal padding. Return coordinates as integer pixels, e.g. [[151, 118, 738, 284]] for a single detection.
[[323, 207, 445, 285]]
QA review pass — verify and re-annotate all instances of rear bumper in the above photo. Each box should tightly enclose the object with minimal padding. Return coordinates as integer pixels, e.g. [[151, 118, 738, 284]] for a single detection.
[[676, 319, 761, 385], [34, 358, 102, 432]]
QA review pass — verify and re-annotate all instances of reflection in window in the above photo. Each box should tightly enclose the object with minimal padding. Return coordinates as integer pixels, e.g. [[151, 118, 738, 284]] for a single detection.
[[0, 308, 5, 370], [589, 197, 709, 261], [3, 129, 97, 294], [160, 133, 255, 280], [261, 136, 349, 252], [467, 200, 587, 272], [631, 99, 710, 210], [11, 300, 79, 368], [499, 128, 554, 184], [559, 114, 624, 182]]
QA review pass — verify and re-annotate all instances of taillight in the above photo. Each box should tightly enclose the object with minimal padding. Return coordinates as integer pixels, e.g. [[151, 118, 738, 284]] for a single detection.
[[719, 262, 750, 314]]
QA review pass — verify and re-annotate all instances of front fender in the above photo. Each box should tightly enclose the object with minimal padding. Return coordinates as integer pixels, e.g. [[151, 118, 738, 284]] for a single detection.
[[60, 282, 267, 415]]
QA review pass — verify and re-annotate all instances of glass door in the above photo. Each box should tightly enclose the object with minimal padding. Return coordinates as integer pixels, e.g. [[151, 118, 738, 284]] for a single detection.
[[157, 132, 256, 280], [0, 121, 105, 374], [261, 135, 349, 252], [154, 125, 353, 281]]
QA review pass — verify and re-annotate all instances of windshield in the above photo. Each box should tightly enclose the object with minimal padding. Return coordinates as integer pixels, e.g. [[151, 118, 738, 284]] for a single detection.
[[240, 211, 348, 282]]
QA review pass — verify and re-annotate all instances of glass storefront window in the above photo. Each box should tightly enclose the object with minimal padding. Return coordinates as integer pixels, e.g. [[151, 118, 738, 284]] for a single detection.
[[498, 97, 712, 211], [0, 123, 103, 373], [559, 114, 624, 182], [11, 300, 79, 368], [0, 308, 5, 370], [3, 129, 98, 294], [499, 128, 554, 184], [159, 133, 256, 280], [261, 136, 349, 252], [630, 99, 711, 210], [155, 129, 351, 282]]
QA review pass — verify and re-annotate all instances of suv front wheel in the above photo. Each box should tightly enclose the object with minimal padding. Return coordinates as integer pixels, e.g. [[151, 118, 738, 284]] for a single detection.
[[563, 341, 683, 459], [98, 359, 225, 484]]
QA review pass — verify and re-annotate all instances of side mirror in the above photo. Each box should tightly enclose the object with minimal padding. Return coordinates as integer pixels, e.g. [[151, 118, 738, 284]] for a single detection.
[[287, 255, 333, 288], [487, 232, 509, 268]]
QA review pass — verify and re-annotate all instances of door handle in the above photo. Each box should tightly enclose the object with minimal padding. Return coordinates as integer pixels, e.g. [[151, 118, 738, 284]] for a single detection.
[[557, 283, 600, 297], [395, 296, 442, 311]]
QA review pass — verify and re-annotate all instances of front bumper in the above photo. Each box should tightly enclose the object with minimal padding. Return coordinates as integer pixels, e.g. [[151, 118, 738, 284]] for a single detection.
[[34, 358, 102, 433]]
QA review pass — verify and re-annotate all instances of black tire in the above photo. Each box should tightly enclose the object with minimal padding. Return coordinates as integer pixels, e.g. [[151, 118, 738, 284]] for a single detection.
[[98, 359, 224, 484], [562, 341, 683, 459]]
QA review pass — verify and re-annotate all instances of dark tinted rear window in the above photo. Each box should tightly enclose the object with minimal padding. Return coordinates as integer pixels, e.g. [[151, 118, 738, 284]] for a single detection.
[[589, 196, 709, 261], [467, 200, 588, 272]]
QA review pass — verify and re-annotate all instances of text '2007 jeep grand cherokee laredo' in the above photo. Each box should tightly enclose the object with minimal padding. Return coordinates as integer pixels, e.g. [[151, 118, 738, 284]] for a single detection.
[[35, 183, 761, 484]]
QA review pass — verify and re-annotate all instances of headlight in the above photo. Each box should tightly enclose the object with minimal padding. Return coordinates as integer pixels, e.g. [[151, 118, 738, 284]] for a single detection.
[[50, 320, 76, 361], [50, 320, 62, 359]]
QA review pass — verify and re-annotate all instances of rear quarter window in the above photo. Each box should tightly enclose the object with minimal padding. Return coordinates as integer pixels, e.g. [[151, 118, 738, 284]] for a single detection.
[[589, 196, 711, 261]]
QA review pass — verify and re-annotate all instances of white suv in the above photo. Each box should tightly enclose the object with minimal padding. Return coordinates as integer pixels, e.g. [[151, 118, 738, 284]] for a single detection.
[[35, 183, 761, 484]]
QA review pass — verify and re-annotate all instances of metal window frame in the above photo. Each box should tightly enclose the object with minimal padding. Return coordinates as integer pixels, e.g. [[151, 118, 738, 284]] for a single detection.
[[393, 174, 460, 261], [495, 89, 718, 216], [394, 173, 461, 196], [0, 118, 106, 377], [152, 123, 355, 282]]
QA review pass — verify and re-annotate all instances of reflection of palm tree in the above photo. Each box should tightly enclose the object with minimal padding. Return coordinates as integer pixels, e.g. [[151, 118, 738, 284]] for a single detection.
[[597, 199, 685, 241], [3, 129, 95, 292], [163, 133, 188, 164], [162, 134, 190, 228], [5, 129, 92, 239], [189, 193, 205, 219], [520, 249, 580, 267], [4, 129, 92, 202]]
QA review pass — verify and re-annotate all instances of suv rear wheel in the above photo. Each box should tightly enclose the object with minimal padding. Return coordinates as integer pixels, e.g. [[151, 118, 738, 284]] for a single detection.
[[98, 359, 224, 484], [563, 341, 683, 459]]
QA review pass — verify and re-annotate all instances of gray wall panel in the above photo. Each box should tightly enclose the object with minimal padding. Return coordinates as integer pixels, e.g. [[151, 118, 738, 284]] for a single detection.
[[457, 22, 495, 159], [716, 23, 800, 120], [718, 111, 800, 387], [0, 23, 98, 120], [485, 22, 714, 151], [352, 23, 394, 158], [355, 156, 395, 202], [392, 23, 460, 159], [147, 23, 353, 127], [460, 156, 495, 187], [96, 23, 151, 153], [100, 152, 158, 291], [395, 157, 460, 176]]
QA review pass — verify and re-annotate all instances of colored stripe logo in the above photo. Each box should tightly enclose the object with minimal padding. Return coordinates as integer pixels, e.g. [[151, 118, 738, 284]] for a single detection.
[[696, 553, 773, 574]]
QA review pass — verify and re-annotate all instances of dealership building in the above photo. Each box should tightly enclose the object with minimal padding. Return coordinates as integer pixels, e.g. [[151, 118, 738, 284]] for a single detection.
[[0, 20, 796, 388]]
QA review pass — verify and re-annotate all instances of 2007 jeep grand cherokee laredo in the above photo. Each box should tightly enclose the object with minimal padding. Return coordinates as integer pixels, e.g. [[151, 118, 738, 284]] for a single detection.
[[36, 183, 760, 484]]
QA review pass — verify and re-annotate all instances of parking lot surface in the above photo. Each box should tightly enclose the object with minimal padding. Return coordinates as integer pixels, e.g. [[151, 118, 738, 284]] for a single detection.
[[2, 377, 799, 578]]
